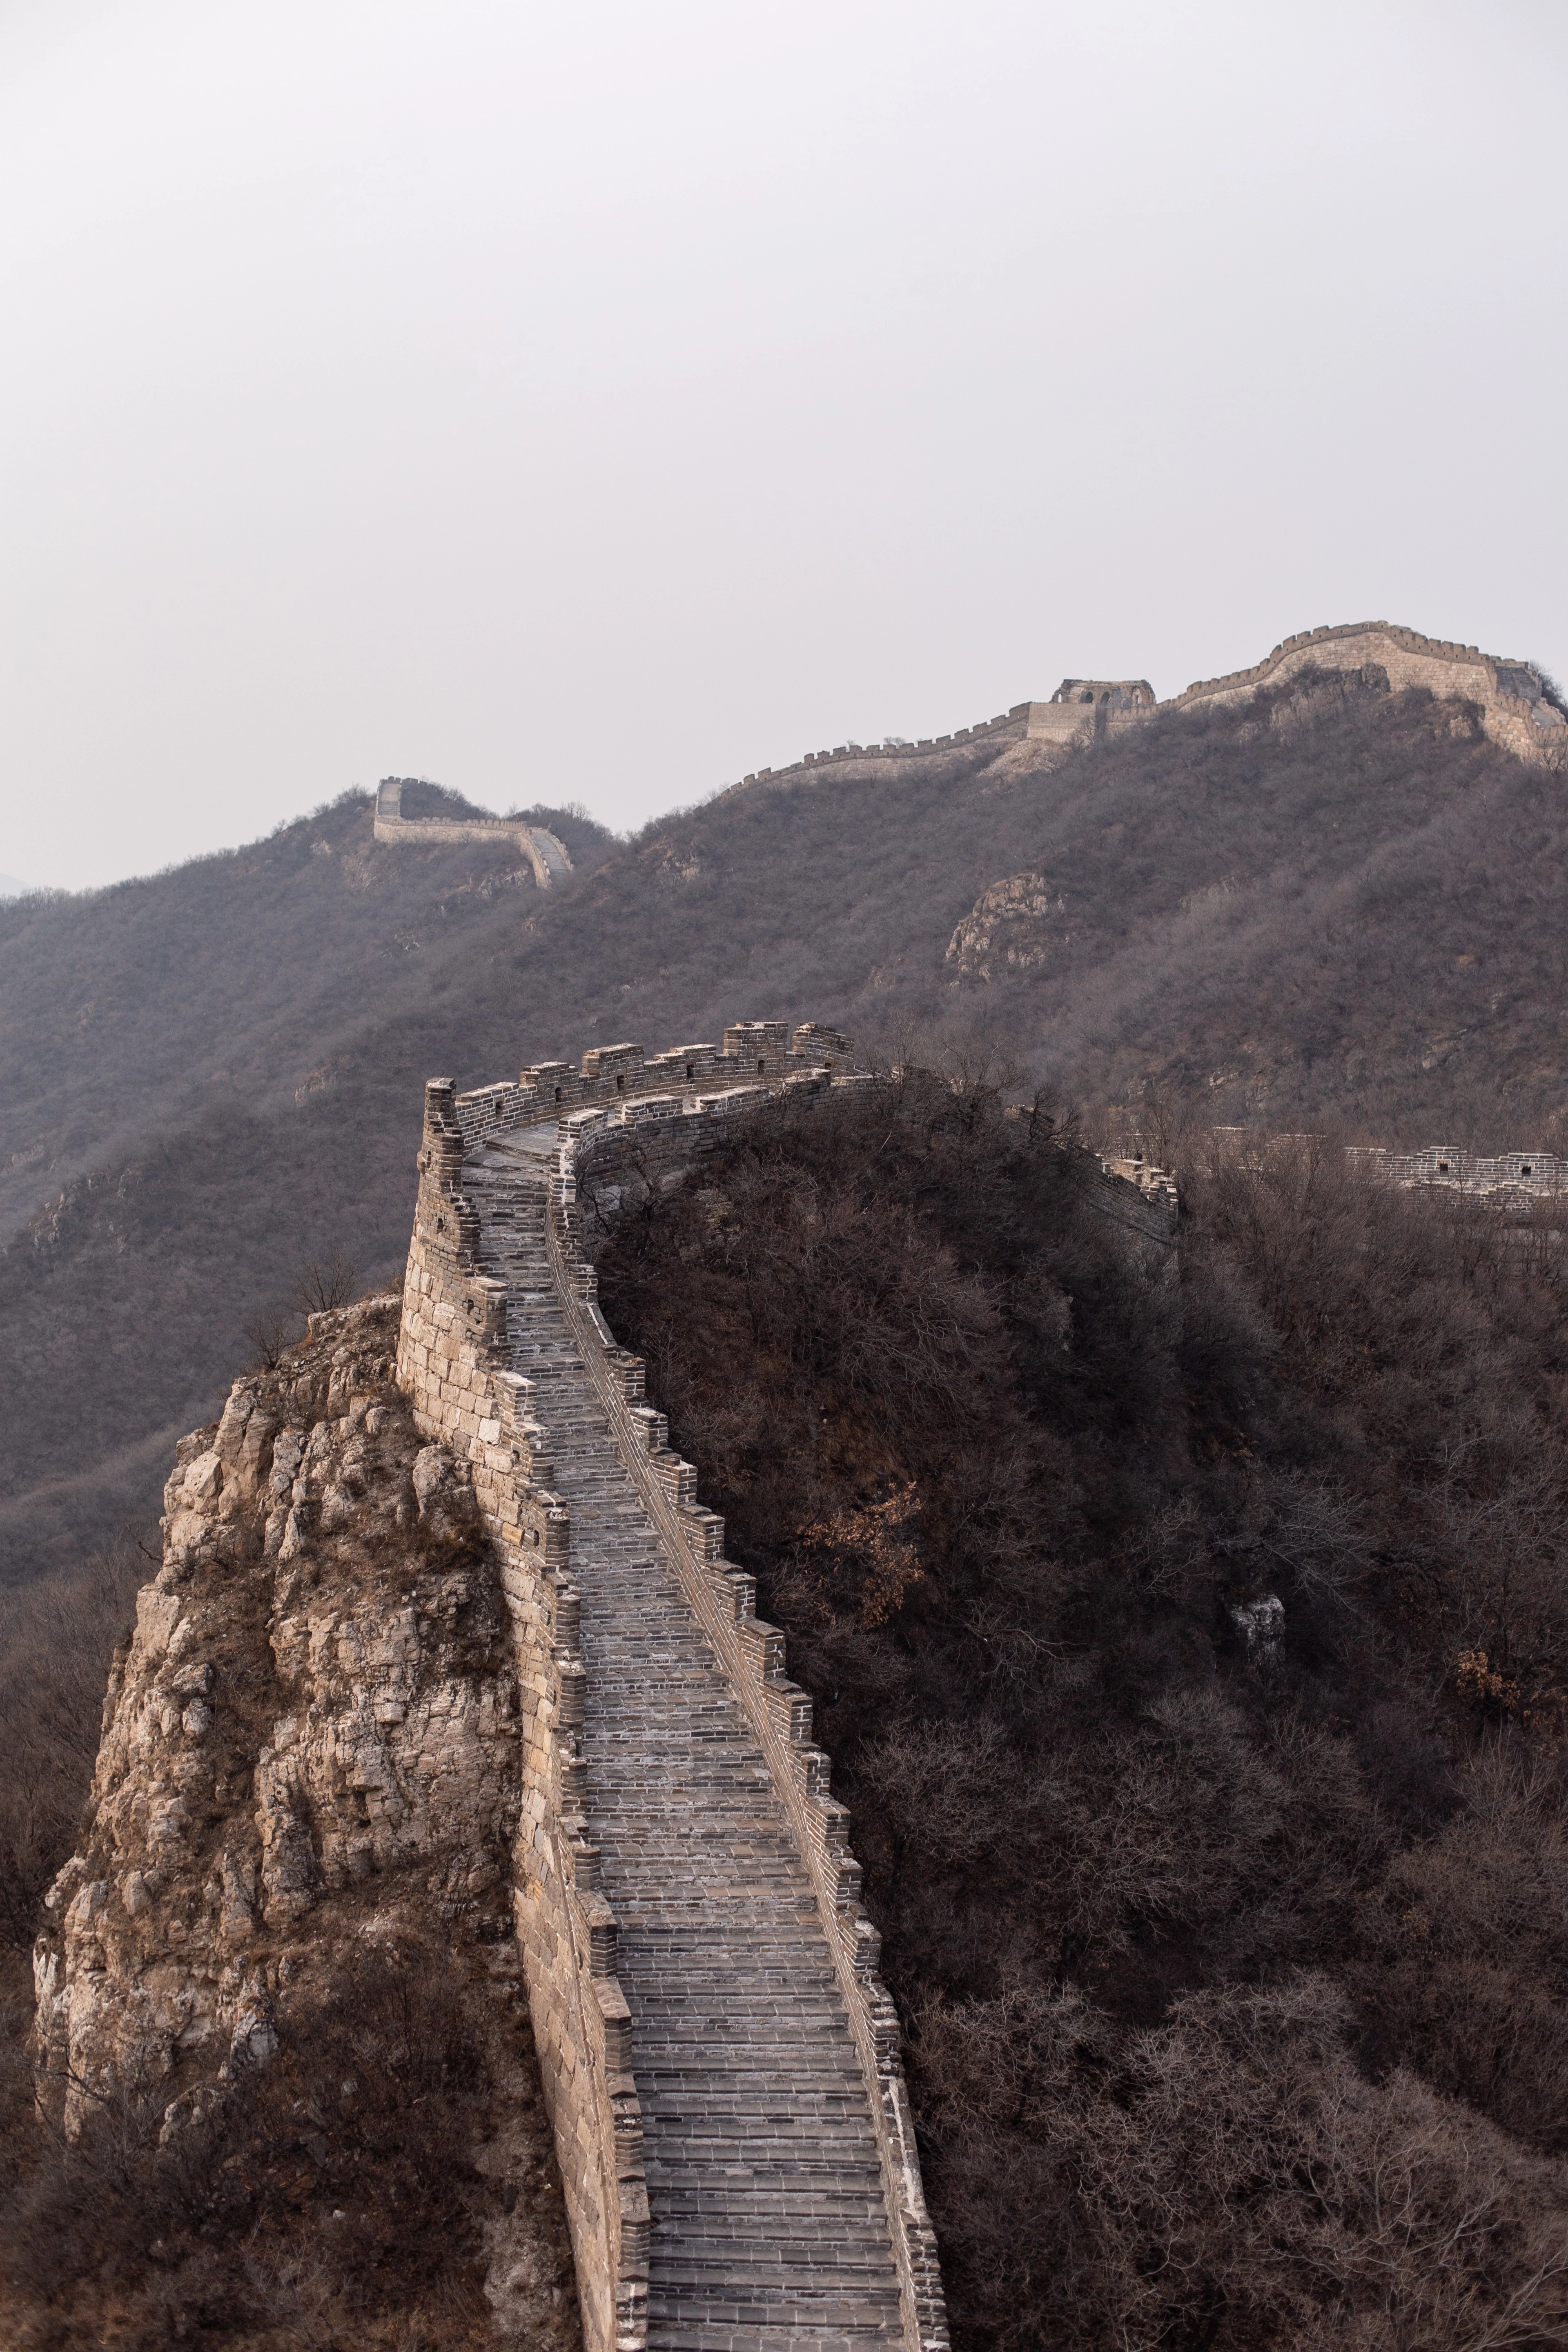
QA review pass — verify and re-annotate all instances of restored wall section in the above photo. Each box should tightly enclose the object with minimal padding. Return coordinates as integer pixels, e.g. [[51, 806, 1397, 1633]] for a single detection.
[[539, 1069, 950, 2352], [373, 779, 575, 887], [1170, 622, 1568, 767], [396, 1083, 648, 2352], [402, 1025, 1182, 2349]]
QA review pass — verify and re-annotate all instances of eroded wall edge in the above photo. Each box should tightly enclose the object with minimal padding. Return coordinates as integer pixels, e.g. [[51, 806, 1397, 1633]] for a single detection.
[[396, 1086, 647, 2352]]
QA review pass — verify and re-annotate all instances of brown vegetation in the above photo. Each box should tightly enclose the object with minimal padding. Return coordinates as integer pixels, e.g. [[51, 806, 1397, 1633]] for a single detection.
[[3, 1942, 547, 2352], [0, 1299, 580, 2352], [5, 673, 1566, 1588], [595, 1077, 1568, 2350]]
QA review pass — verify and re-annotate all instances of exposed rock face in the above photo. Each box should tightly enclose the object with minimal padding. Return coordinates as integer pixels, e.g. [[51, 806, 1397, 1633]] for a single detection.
[[946, 871, 1065, 981], [33, 1294, 579, 2348]]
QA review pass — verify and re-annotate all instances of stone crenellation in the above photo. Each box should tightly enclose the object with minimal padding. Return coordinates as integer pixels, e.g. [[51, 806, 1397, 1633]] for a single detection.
[[711, 624, 1565, 798], [1347, 1143, 1568, 1207], [374, 777, 575, 888], [396, 1085, 648, 2352], [1167, 622, 1567, 769], [394, 1022, 1179, 2350], [546, 1078, 947, 2352]]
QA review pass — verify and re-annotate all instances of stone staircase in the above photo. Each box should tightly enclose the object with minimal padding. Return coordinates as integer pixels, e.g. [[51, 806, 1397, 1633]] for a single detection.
[[467, 1137, 907, 2352]]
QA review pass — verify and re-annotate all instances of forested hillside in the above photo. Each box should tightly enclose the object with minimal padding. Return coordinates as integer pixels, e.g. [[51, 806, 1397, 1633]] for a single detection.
[[596, 1080, 1568, 2351], [2, 666, 1565, 1585]]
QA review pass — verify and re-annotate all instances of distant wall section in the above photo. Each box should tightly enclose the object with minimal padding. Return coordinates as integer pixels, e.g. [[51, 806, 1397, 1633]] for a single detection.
[[374, 779, 574, 887], [713, 622, 1565, 802], [1170, 623, 1567, 768]]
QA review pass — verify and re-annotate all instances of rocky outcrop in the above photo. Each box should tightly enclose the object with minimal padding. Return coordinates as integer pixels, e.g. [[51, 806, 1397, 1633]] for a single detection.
[[945, 871, 1066, 980], [32, 1292, 579, 2348]]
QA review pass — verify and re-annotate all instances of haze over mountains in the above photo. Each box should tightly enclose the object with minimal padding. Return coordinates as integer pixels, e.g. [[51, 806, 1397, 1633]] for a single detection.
[[3, 655, 1566, 1586]]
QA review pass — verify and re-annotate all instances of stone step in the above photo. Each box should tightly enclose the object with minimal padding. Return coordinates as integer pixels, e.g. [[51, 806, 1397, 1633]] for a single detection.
[[457, 1154, 907, 2351]]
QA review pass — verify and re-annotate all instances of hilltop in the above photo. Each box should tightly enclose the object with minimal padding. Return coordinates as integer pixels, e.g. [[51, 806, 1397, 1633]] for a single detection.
[[2, 632, 1566, 1583]]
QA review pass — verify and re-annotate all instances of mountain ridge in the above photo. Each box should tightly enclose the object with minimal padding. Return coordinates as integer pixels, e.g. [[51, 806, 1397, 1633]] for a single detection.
[[3, 642, 1565, 1583]]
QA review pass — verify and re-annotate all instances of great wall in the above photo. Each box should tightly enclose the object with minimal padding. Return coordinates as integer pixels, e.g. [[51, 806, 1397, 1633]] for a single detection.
[[708, 622, 1565, 799], [390, 1024, 1175, 2351], [32, 1016, 1176, 2352], [365, 628, 1565, 869], [37, 614, 1559, 2344], [1348, 1143, 1568, 1209], [373, 776, 575, 886]]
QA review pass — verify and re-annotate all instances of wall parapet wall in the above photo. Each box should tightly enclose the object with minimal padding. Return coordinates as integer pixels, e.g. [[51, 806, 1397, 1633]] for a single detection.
[[1168, 621, 1567, 768], [402, 1026, 1179, 2351], [396, 1086, 648, 2352], [1348, 1141, 1568, 1207], [448, 1018, 861, 1150], [374, 778, 575, 887], [541, 1064, 950, 2352]]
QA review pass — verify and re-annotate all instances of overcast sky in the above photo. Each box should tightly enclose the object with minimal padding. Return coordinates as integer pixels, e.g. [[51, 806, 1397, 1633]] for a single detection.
[[3, 0, 1565, 891]]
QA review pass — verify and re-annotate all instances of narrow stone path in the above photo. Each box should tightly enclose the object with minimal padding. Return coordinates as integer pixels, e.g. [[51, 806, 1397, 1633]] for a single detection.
[[467, 1140, 906, 2352]]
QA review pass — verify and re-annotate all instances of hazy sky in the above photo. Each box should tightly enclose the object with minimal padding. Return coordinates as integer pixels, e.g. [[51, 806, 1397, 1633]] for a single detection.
[[4, 0, 1565, 890]]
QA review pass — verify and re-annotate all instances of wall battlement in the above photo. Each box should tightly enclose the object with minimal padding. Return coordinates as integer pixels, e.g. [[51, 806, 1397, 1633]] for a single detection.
[[712, 623, 1565, 799], [1168, 622, 1566, 768], [373, 777, 574, 888], [1348, 1142, 1568, 1209], [396, 1026, 1177, 2348]]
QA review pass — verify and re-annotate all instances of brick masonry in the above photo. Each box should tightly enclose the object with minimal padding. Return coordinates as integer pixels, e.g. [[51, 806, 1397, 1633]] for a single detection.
[[373, 777, 574, 886], [703, 623, 1567, 800], [395, 1025, 1177, 2352]]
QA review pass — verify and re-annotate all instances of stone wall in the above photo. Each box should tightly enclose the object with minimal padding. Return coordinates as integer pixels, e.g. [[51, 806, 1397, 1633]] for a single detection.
[[710, 621, 1564, 800], [447, 1019, 860, 1152], [1348, 1141, 1568, 1208], [396, 1089, 648, 2352], [396, 1022, 1182, 2350], [373, 778, 575, 887], [1170, 622, 1568, 768], [541, 1071, 949, 2352]]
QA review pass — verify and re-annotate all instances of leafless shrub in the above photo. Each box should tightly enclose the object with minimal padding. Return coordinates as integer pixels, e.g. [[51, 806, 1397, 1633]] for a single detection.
[[916, 1973, 1568, 2351], [596, 1088, 1568, 2346], [0, 1543, 139, 1948], [3, 1942, 550, 2351], [243, 1300, 298, 1370], [292, 1248, 359, 1317]]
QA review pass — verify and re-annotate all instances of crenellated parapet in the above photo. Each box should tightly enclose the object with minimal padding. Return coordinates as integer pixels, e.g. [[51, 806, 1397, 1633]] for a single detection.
[[1348, 1141, 1568, 1209], [373, 777, 575, 887], [396, 1021, 1183, 2350], [539, 1053, 949, 2352], [397, 1084, 648, 2352], [1169, 622, 1567, 767], [449, 1018, 862, 1150]]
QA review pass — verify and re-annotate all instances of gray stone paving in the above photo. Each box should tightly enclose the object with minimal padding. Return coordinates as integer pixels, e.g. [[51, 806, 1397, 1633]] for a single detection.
[[468, 1142, 905, 2352]]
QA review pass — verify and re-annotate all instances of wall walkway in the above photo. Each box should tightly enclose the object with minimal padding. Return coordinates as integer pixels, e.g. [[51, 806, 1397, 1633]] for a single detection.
[[395, 1026, 951, 2352], [396, 1023, 1176, 2348], [372, 777, 574, 886], [468, 1146, 906, 2350]]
